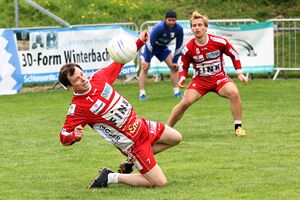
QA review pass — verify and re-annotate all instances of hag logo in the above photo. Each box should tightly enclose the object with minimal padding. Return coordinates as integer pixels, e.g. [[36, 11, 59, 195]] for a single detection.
[[90, 99, 105, 115], [206, 50, 220, 59], [101, 82, 113, 100], [67, 104, 76, 115], [193, 55, 204, 62]]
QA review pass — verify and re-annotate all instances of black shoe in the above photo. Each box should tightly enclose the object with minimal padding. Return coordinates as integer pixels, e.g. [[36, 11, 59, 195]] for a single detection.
[[118, 161, 134, 174], [88, 167, 114, 189]]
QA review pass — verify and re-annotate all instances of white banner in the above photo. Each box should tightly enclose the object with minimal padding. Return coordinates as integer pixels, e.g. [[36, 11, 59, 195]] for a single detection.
[[148, 21, 274, 75], [0, 29, 22, 95], [15, 26, 138, 84]]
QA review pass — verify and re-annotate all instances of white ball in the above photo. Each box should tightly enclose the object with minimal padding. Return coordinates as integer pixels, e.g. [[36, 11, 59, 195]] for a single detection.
[[107, 34, 137, 64]]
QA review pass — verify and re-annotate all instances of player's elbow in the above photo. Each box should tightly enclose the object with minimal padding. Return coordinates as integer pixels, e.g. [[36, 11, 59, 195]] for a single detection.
[[60, 134, 75, 146]]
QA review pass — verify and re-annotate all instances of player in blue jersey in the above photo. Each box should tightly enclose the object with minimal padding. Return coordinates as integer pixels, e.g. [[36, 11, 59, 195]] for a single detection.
[[139, 10, 184, 100]]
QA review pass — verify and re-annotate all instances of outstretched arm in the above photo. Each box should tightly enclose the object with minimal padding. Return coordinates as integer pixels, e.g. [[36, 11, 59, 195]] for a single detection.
[[224, 40, 248, 85], [98, 30, 148, 84]]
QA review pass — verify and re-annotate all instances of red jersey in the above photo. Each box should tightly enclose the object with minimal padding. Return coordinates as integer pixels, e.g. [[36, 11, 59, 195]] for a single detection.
[[179, 34, 242, 79], [60, 39, 146, 152]]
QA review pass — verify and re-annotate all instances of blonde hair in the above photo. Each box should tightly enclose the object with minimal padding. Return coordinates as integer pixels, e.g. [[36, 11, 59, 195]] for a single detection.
[[190, 11, 208, 27]]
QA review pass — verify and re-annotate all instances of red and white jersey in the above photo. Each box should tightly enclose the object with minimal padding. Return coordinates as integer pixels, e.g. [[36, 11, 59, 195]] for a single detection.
[[179, 34, 242, 79], [60, 39, 145, 152]]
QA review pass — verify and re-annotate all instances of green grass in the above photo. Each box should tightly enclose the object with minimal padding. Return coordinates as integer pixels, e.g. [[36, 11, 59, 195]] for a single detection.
[[0, 79, 300, 199]]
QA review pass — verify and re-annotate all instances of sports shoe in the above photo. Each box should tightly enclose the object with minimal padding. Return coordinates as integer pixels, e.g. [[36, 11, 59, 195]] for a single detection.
[[88, 167, 114, 189], [139, 94, 147, 101], [234, 127, 246, 137], [174, 92, 183, 98], [118, 161, 134, 174]]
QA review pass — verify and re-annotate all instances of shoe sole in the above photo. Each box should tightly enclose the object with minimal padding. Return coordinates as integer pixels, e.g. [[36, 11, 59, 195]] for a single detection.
[[88, 168, 107, 189]]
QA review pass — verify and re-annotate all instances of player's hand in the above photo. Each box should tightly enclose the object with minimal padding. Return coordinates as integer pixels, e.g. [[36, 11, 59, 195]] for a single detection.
[[139, 29, 149, 43], [237, 73, 248, 85], [178, 76, 186, 88], [74, 125, 84, 142]]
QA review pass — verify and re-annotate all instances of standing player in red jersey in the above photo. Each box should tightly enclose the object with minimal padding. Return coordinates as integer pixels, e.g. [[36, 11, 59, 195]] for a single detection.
[[58, 30, 182, 188], [167, 11, 248, 136]]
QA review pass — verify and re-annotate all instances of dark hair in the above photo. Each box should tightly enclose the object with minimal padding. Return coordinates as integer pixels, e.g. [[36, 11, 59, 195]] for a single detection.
[[165, 10, 177, 19], [58, 63, 82, 87]]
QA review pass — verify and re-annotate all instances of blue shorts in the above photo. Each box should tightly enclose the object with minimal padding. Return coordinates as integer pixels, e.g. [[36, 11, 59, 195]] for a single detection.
[[141, 45, 171, 63]]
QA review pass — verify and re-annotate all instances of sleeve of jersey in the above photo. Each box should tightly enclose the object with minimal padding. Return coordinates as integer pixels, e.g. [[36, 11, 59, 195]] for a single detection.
[[94, 39, 145, 85], [173, 27, 184, 63], [59, 111, 87, 146], [224, 41, 242, 73], [179, 46, 190, 78], [60, 119, 76, 146]]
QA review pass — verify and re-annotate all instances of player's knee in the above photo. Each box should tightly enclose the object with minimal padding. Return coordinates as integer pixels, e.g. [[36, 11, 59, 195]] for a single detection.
[[153, 178, 168, 187], [230, 90, 240, 100], [141, 63, 150, 71], [172, 131, 182, 145]]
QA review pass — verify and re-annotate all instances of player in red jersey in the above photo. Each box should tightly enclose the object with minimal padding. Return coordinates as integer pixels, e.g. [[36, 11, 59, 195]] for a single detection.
[[58, 30, 182, 188], [167, 11, 248, 136]]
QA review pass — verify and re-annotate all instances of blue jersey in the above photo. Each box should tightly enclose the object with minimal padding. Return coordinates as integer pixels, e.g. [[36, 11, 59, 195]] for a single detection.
[[146, 21, 184, 63]]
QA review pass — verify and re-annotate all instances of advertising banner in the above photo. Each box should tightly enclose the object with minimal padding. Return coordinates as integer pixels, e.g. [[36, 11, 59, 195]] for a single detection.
[[0, 29, 22, 95], [14, 25, 138, 84], [148, 21, 274, 75]]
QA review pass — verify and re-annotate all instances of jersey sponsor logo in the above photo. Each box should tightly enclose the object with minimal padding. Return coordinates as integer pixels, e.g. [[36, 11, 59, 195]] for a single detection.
[[93, 123, 134, 150], [61, 128, 72, 136], [195, 62, 221, 76], [89, 99, 106, 115], [128, 118, 141, 133], [193, 55, 204, 62], [101, 82, 113, 100], [216, 77, 228, 85], [206, 50, 220, 59], [146, 120, 157, 134], [67, 104, 76, 116], [103, 97, 132, 128], [182, 46, 188, 55]]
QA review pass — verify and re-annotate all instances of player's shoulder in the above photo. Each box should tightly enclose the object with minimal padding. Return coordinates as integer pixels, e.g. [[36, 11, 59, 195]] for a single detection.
[[186, 38, 196, 48], [209, 34, 227, 45], [153, 21, 165, 30]]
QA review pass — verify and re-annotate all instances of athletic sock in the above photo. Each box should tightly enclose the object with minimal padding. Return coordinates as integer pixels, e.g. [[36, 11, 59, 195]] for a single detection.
[[234, 120, 242, 130], [107, 173, 119, 184], [139, 90, 146, 96], [173, 87, 180, 94]]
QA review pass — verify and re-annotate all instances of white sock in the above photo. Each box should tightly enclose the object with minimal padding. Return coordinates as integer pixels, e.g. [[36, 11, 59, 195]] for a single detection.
[[234, 120, 242, 125], [173, 87, 180, 94], [107, 173, 119, 184], [140, 90, 146, 96]]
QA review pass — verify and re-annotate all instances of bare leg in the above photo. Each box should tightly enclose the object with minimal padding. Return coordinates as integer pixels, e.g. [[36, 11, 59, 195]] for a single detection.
[[152, 125, 182, 154], [138, 59, 150, 92], [118, 164, 167, 187], [218, 82, 242, 121], [164, 54, 179, 88], [167, 89, 201, 127]]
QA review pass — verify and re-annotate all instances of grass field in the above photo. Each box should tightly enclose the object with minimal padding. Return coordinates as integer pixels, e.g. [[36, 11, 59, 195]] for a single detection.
[[0, 79, 299, 199]]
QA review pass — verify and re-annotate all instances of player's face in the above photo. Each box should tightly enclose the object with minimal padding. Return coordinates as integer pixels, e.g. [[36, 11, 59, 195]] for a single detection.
[[191, 18, 207, 39], [67, 67, 91, 94], [165, 18, 177, 28]]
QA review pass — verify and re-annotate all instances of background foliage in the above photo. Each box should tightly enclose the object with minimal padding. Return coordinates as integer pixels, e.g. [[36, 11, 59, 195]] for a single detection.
[[1, 0, 299, 28]]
